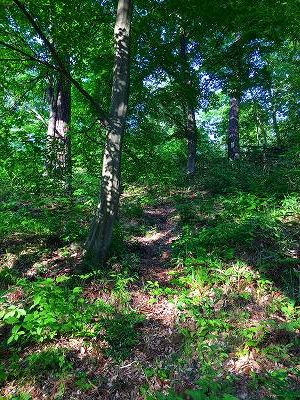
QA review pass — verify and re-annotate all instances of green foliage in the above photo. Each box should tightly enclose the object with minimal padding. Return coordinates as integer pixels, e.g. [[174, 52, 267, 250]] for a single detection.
[[196, 157, 300, 196], [0, 268, 18, 289], [4, 394, 32, 400], [101, 312, 144, 360], [121, 199, 144, 219], [0, 277, 113, 344], [75, 371, 95, 391], [173, 190, 300, 302], [25, 348, 73, 376], [149, 379, 239, 400]]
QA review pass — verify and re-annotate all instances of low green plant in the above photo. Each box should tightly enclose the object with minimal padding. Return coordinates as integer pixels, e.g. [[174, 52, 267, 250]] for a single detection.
[[4, 394, 32, 400], [122, 200, 144, 219], [75, 371, 94, 391], [0, 268, 18, 289], [0, 277, 113, 344], [25, 348, 73, 376], [101, 312, 144, 360]]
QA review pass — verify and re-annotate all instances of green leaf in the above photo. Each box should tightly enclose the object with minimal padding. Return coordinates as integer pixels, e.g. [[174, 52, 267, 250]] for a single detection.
[[72, 287, 83, 294]]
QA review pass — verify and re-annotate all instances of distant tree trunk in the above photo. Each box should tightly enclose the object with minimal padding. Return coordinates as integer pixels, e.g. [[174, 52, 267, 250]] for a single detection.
[[187, 107, 197, 175], [46, 71, 72, 191], [85, 0, 132, 264], [268, 87, 281, 145], [228, 91, 240, 160], [180, 31, 197, 175], [272, 109, 280, 144]]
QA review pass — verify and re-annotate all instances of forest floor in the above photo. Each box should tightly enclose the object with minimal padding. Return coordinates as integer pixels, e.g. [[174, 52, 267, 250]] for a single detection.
[[0, 182, 299, 399]]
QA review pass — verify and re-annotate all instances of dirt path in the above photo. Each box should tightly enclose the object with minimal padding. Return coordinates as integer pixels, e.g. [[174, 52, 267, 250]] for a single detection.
[[129, 204, 179, 283], [126, 204, 181, 330]]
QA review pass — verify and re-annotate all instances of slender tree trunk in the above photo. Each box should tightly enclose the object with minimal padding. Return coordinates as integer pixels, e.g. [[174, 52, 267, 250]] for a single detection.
[[46, 78, 58, 173], [85, 0, 132, 264], [56, 74, 72, 193], [272, 109, 280, 144], [46, 72, 72, 191], [268, 87, 281, 145], [187, 107, 197, 175], [180, 31, 197, 175], [228, 91, 240, 160]]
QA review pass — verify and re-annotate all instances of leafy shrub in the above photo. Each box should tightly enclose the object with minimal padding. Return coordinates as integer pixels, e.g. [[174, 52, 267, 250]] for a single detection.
[[0, 277, 113, 344], [101, 312, 144, 360], [25, 348, 73, 376], [0, 268, 18, 290]]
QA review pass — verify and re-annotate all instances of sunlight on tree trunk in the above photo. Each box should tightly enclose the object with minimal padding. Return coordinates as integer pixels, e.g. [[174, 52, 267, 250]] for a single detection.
[[86, 0, 132, 264], [46, 73, 72, 192]]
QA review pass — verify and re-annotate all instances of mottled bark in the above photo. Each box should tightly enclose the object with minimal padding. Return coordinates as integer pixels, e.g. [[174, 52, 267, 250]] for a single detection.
[[180, 31, 197, 175], [46, 73, 72, 191], [46, 82, 56, 164], [86, 0, 132, 264], [228, 92, 240, 160], [56, 75, 72, 192]]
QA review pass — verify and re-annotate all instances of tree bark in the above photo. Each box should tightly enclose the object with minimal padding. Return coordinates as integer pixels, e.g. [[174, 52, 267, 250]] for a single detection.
[[228, 91, 240, 160], [268, 88, 281, 145], [180, 31, 197, 175], [56, 74, 72, 192], [186, 107, 197, 175], [85, 0, 132, 264], [46, 72, 72, 191], [46, 80, 57, 172]]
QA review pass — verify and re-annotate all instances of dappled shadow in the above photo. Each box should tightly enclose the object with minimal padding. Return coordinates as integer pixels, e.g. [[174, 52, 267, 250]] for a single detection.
[[0, 234, 84, 280], [196, 157, 300, 197], [1, 159, 300, 398], [171, 189, 300, 303], [125, 204, 179, 280], [1, 309, 299, 399], [222, 217, 300, 303], [13, 251, 42, 275]]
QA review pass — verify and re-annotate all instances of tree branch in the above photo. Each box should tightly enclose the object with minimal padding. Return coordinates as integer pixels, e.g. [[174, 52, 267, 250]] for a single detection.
[[0, 58, 30, 62], [0, 40, 57, 70], [12, 0, 110, 126]]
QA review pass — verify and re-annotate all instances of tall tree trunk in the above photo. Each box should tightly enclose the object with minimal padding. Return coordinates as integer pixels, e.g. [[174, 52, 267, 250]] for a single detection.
[[180, 31, 197, 175], [56, 74, 72, 193], [268, 87, 281, 145], [187, 107, 197, 175], [46, 71, 72, 192], [85, 0, 132, 264], [46, 80, 57, 173], [228, 91, 240, 160]]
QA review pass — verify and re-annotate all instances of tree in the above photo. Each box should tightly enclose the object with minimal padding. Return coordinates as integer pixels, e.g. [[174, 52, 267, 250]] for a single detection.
[[85, 0, 133, 263], [2, 0, 132, 264], [228, 90, 240, 160], [180, 30, 197, 175]]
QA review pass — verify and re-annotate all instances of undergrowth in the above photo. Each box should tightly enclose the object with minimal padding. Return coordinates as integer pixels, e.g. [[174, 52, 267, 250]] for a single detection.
[[0, 159, 299, 399]]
